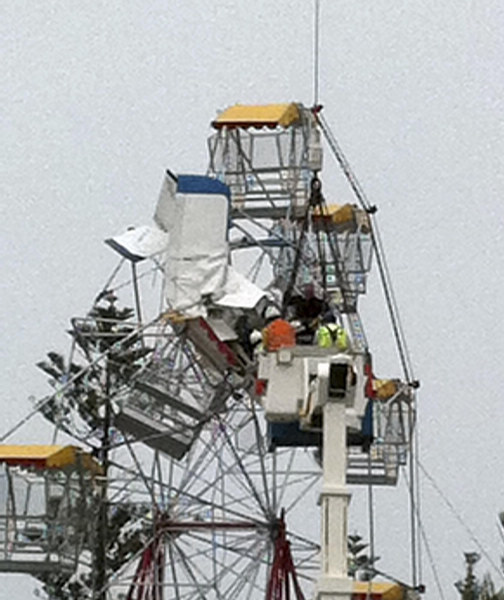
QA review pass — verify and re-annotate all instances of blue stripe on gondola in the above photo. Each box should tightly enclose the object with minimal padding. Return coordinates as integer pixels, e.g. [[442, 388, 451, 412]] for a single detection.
[[177, 175, 231, 200]]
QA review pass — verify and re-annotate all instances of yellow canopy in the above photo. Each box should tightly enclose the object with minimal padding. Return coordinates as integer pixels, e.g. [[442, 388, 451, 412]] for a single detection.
[[353, 581, 404, 600], [373, 379, 399, 400], [0, 445, 102, 474], [312, 203, 372, 233], [313, 203, 356, 225], [212, 103, 300, 130]]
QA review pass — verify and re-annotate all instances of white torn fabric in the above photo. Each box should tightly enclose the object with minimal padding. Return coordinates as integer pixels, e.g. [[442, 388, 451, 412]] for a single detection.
[[105, 225, 169, 262], [215, 268, 266, 310], [164, 251, 228, 316]]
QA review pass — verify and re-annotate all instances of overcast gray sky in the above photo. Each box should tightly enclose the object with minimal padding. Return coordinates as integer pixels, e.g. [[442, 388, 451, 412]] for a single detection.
[[2, 1, 504, 598]]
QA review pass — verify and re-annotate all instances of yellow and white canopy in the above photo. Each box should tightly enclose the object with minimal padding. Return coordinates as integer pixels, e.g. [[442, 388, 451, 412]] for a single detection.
[[212, 103, 300, 129], [0, 445, 102, 474]]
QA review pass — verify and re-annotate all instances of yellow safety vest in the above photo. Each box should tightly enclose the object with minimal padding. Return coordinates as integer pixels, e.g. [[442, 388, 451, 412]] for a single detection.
[[316, 323, 348, 351]]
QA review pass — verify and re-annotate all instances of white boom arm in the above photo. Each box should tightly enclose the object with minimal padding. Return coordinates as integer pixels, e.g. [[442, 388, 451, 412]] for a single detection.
[[314, 361, 354, 600]]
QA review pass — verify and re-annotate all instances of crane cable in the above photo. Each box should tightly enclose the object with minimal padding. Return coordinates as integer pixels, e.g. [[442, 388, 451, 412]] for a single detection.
[[402, 468, 446, 600], [419, 461, 504, 582], [314, 0, 321, 106]]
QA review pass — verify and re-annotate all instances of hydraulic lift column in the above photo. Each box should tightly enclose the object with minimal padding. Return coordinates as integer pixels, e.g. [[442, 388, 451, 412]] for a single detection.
[[315, 362, 353, 600]]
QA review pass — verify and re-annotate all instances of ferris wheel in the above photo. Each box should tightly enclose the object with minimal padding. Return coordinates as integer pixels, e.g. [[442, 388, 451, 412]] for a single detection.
[[0, 103, 417, 600]]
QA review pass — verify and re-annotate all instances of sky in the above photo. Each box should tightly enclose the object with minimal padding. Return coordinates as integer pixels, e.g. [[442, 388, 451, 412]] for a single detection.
[[2, 1, 504, 598]]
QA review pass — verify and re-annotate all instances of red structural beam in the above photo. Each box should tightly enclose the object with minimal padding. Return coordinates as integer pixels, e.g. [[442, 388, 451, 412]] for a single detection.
[[127, 536, 165, 600], [129, 515, 307, 600], [266, 510, 305, 600]]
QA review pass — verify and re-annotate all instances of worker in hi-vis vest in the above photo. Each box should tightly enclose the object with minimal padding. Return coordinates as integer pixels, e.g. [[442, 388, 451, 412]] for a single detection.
[[315, 312, 349, 351]]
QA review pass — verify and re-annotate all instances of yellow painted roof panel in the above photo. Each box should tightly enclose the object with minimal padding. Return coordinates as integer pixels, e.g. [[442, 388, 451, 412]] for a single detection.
[[213, 103, 300, 129], [353, 582, 404, 600], [0, 445, 102, 474]]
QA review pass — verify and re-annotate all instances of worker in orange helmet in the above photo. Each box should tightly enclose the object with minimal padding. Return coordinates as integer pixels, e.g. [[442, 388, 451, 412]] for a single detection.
[[261, 305, 296, 352]]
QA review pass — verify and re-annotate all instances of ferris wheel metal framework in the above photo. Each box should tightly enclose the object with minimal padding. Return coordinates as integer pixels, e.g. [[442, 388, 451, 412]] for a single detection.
[[0, 103, 416, 600]]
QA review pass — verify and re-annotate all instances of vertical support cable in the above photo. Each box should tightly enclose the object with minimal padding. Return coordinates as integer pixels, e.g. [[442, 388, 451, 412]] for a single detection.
[[367, 454, 375, 564], [414, 418, 423, 584], [314, 0, 321, 106], [367, 454, 375, 600], [408, 404, 417, 588]]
